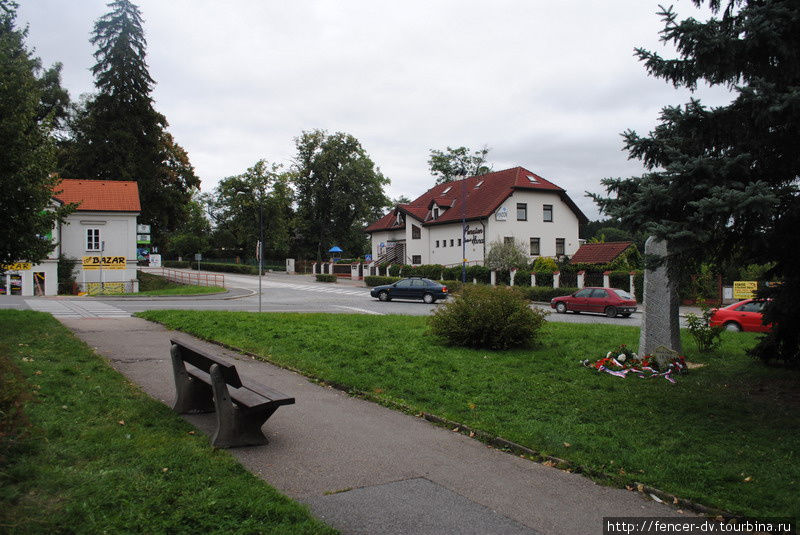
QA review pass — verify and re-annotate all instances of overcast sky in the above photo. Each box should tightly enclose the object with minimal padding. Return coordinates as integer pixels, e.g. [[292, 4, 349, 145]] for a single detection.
[[19, 1, 734, 220]]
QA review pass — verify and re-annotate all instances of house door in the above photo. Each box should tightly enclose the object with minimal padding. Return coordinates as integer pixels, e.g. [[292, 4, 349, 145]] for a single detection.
[[34, 272, 45, 296]]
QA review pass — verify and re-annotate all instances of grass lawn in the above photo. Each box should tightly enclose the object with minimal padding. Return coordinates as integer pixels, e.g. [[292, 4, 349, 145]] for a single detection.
[[0, 310, 335, 535], [136, 310, 800, 519]]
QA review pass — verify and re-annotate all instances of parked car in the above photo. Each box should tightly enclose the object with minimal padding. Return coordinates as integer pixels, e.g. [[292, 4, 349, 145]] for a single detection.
[[370, 277, 448, 304], [550, 287, 637, 318], [709, 299, 771, 332]]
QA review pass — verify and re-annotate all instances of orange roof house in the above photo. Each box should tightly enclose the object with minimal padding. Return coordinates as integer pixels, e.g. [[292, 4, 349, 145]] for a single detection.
[[570, 241, 634, 264], [53, 179, 141, 212]]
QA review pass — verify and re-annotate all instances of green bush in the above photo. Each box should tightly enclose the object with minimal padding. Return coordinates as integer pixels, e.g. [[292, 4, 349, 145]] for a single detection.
[[0, 354, 31, 461], [514, 269, 532, 286], [533, 272, 554, 287], [191, 262, 258, 275], [57, 255, 78, 295], [316, 274, 337, 283], [163, 260, 190, 269], [440, 280, 464, 294], [525, 286, 579, 302], [633, 271, 644, 302], [364, 276, 401, 287], [428, 285, 549, 350], [465, 265, 491, 283], [609, 270, 631, 290], [685, 306, 724, 353], [532, 257, 558, 272]]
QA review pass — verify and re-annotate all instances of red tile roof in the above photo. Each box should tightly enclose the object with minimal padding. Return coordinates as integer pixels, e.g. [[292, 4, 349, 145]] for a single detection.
[[53, 179, 141, 212], [366, 166, 586, 233], [570, 241, 633, 264]]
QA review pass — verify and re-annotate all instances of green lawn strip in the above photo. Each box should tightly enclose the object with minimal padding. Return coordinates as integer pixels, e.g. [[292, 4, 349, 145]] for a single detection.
[[136, 310, 800, 519], [0, 310, 335, 535], [120, 271, 226, 296]]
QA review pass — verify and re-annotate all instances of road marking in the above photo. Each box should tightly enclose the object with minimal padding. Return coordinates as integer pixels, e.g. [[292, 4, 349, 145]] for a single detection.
[[333, 305, 384, 315], [260, 280, 368, 297], [25, 299, 130, 318]]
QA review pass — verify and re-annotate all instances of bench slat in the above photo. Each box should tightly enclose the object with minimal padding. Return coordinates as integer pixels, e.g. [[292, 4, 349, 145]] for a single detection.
[[240, 377, 295, 406], [171, 338, 242, 388], [186, 366, 280, 412]]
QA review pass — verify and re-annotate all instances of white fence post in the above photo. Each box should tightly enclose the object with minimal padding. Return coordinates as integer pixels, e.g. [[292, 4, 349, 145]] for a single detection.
[[577, 270, 585, 289], [553, 271, 560, 288], [490, 270, 497, 286], [510, 268, 517, 286]]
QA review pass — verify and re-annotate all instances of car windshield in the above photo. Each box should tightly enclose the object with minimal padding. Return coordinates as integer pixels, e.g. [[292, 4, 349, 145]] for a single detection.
[[613, 289, 635, 300]]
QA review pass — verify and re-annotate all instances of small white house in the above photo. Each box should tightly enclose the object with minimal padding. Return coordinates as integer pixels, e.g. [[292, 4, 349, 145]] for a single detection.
[[365, 167, 587, 266], [1, 179, 141, 296]]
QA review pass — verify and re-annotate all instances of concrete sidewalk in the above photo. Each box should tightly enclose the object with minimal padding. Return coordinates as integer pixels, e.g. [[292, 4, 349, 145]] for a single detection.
[[60, 316, 688, 535]]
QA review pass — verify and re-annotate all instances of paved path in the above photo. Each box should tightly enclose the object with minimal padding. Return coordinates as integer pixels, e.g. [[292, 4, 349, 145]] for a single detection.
[[26, 298, 130, 318], [58, 316, 689, 535]]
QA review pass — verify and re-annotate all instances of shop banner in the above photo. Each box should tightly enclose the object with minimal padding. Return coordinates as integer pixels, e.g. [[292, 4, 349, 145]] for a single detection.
[[82, 256, 127, 270], [2, 262, 31, 271]]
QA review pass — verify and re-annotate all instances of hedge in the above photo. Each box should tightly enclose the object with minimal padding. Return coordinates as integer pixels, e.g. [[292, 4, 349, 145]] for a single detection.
[[364, 276, 401, 287], [525, 286, 579, 302], [163, 260, 190, 269], [315, 274, 337, 283]]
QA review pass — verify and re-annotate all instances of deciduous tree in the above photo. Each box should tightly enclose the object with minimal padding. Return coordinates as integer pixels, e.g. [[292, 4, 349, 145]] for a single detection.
[[293, 130, 390, 259], [0, 0, 71, 270], [428, 145, 491, 184]]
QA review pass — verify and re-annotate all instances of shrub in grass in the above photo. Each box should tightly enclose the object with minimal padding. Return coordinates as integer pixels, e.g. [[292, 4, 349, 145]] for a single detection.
[[428, 285, 548, 349], [364, 276, 401, 287], [685, 306, 724, 353], [316, 274, 337, 283]]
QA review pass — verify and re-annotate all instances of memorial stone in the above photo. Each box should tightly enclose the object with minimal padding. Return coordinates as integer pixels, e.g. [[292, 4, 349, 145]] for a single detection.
[[638, 237, 682, 356]]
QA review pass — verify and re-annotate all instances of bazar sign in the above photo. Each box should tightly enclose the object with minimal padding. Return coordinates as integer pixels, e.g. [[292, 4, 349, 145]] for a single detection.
[[733, 281, 758, 299], [2, 262, 32, 271], [82, 256, 127, 270]]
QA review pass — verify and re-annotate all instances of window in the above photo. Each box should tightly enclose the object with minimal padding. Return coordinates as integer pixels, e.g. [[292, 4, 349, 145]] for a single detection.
[[86, 228, 101, 251], [433, 208, 439, 219], [412, 255, 421, 265], [435, 240, 440, 248], [457, 238, 461, 246], [526, 175, 538, 184], [590, 289, 608, 298], [450, 239, 454, 247], [396, 279, 412, 288], [474, 180, 484, 189], [530, 237, 540, 255], [442, 240, 447, 247], [504, 236, 514, 245], [412, 225, 421, 239], [516, 203, 527, 221], [543, 204, 553, 222], [442, 186, 452, 194], [556, 238, 565, 255], [574, 289, 593, 298]]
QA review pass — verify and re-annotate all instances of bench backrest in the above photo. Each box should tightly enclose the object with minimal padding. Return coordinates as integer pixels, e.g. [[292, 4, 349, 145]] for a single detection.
[[171, 338, 242, 388]]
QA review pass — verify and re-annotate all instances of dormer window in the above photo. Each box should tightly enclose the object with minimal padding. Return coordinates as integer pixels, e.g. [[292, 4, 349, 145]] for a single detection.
[[433, 207, 439, 219]]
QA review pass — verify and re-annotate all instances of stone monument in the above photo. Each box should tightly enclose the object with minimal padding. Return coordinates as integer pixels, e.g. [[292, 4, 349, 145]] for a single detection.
[[638, 237, 682, 356]]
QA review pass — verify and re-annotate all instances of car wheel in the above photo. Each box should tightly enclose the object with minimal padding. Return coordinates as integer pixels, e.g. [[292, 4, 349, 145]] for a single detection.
[[621, 313, 632, 318], [605, 306, 618, 318], [423, 293, 435, 304], [724, 321, 741, 332], [555, 302, 567, 314], [378, 291, 390, 302]]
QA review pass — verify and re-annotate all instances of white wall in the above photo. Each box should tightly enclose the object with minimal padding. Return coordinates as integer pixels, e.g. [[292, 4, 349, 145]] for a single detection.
[[485, 190, 580, 258], [60, 211, 139, 287]]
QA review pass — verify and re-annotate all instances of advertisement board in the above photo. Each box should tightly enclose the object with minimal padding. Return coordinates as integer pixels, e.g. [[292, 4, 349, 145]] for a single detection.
[[733, 281, 758, 299], [82, 256, 127, 270]]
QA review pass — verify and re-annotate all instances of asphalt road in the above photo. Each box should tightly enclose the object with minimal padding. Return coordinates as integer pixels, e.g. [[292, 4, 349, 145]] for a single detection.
[[3, 270, 689, 326]]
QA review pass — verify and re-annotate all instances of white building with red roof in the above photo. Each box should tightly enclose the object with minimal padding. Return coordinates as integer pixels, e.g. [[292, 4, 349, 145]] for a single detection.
[[2, 179, 141, 296], [365, 167, 587, 266]]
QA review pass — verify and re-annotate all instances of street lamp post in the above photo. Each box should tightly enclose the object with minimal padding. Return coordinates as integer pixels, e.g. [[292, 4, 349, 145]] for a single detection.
[[257, 189, 263, 313], [459, 168, 467, 283]]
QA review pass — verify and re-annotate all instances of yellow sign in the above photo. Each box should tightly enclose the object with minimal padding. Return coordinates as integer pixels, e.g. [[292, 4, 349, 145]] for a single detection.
[[82, 256, 127, 270], [87, 282, 125, 294], [2, 262, 31, 271], [733, 281, 758, 300]]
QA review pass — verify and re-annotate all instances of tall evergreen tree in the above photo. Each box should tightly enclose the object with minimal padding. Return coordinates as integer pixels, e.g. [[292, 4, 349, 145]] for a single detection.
[[293, 130, 390, 260], [592, 0, 800, 365], [60, 0, 199, 242], [0, 0, 71, 270]]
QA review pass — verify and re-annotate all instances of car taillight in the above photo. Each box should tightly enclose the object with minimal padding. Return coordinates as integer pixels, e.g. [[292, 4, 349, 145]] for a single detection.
[[442, 286, 448, 293]]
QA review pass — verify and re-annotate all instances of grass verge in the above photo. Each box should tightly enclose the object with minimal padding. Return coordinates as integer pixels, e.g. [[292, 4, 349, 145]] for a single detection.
[[136, 310, 800, 519], [132, 271, 226, 296], [0, 310, 335, 535]]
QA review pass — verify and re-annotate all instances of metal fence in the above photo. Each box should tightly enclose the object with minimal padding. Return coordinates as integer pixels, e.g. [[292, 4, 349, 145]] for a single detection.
[[139, 267, 226, 288]]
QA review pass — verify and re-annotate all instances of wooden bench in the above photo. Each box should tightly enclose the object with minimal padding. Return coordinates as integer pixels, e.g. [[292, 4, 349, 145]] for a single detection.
[[169, 337, 295, 448]]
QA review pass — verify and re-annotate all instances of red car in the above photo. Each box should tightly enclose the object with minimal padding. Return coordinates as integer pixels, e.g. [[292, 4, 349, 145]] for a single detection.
[[709, 299, 771, 332], [550, 287, 637, 318]]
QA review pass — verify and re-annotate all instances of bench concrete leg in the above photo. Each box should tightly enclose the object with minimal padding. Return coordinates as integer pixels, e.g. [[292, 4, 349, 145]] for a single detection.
[[210, 364, 271, 448], [171, 344, 214, 414]]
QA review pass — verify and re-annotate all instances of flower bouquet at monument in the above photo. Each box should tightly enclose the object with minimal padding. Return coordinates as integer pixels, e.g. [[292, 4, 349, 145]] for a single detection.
[[581, 344, 688, 383]]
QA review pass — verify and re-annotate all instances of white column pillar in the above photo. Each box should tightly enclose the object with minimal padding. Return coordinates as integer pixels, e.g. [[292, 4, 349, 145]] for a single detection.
[[510, 268, 517, 286], [490, 270, 497, 286], [577, 270, 585, 289], [553, 271, 560, 288], [604, 271, 611, 288], [531, 273, 536, 287]]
